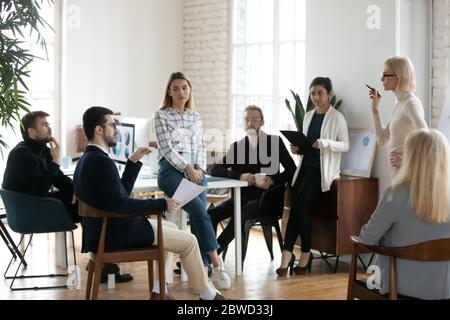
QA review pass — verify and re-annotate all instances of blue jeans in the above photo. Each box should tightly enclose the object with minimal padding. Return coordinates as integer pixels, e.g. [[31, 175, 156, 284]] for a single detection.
[[157, 159, 219, 265]]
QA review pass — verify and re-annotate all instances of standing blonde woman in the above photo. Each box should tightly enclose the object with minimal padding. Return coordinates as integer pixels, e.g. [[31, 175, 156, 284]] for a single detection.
[[153, 72, 231, 291], [359, 129, 450, 299], [368, 56, 428, 179]]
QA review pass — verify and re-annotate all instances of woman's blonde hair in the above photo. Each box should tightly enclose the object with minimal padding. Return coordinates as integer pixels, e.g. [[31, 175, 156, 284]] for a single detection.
[[384, 56, 416, 92], [392, 129, 450, 224], [160, 72, 194, 110]]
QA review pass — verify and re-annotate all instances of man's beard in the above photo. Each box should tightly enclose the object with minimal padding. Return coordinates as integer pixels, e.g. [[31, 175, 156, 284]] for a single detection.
[[36, 136, 51, 144], [104, 133, 117, 148], [106, 138, 117, 148], [246, 128, 258, 148]]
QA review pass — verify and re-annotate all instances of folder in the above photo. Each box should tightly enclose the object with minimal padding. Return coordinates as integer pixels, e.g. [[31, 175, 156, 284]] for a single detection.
[[280, 130, 314, 155]]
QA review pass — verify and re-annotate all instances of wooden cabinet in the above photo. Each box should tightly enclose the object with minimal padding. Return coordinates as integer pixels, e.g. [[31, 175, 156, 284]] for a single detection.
[[311, 176, 379, 257], [281, 175, 379, 271]]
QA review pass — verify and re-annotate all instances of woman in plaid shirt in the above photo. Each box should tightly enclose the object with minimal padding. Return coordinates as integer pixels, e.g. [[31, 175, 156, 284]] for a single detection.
[[154, 72, 231, 290]]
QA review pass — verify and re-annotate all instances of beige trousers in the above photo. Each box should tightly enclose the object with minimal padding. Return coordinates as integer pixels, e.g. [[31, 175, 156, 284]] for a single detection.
[[149, 219, 210, 293]]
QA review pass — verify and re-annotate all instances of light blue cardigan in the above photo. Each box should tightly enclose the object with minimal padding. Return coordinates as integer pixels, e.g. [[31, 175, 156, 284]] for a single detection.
[[359, 184, 450, 299]]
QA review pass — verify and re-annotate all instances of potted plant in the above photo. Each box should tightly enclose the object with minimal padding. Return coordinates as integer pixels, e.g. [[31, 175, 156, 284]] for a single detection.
[[0, 0, 53, 149], [285, 90, 343, 132]]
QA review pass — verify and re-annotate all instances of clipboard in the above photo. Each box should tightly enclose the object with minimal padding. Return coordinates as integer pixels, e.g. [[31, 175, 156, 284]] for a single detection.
[[280, 130, 314, 155]]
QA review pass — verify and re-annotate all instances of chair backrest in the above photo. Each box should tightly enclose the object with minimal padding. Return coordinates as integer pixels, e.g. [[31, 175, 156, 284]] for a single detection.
[[257, 183, 286, 220], [78, 199, 165, 300], [0, 188, 76, 234], [77, 200, 164, 253], [348, 236, 450, 300], [352, 236, 450, 262], [78, 201, 125, 219]]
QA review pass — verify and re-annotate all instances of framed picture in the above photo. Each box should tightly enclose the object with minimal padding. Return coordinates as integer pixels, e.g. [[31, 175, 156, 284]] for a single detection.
[[340, 128, 377, 178]]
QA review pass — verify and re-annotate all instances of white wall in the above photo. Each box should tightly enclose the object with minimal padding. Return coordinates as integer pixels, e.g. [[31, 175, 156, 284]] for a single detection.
[[64, 0, 183, 156], [306, 0, 430, 192], [398, 0, 431, 124]]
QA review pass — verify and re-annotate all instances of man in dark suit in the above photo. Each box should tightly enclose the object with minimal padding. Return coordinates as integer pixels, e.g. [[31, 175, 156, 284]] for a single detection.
[[73, 106, 225, 300], [2, 111, 132, 284], [208, 105, 296, 256]]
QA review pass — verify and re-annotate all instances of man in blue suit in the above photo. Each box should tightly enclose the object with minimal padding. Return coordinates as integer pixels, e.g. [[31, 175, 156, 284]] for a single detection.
[[73, 107, 225, 300]]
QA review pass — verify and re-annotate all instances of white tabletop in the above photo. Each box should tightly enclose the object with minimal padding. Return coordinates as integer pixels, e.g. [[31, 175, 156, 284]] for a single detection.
[[62, 164, 248, 192], [133, 175, 247, 193]]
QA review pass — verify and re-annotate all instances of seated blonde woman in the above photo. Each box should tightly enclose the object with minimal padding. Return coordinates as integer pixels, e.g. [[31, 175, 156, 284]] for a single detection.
[[359, 129, 450, 299]]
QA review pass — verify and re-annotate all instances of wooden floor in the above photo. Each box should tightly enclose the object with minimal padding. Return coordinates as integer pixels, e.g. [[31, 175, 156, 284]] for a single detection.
[[0, 224, 354, 300]]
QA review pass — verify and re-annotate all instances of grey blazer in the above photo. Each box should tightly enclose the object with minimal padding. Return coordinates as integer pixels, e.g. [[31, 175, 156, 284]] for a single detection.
[[359, 184, 450, 299]]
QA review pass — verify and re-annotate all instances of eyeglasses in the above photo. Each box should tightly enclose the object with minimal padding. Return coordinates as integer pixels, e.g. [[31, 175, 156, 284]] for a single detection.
[[244, 118, 262, 124], [381, 73, 397, 79], [102, 122, 117, 129]]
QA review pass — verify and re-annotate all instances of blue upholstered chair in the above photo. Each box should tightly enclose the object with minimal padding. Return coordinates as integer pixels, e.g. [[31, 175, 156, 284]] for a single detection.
[[0, 188, 78, 290]]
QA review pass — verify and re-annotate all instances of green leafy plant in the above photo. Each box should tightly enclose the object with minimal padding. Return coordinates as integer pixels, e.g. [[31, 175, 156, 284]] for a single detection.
[[0, 0, 53, 149], [284, 90, 343, 132]]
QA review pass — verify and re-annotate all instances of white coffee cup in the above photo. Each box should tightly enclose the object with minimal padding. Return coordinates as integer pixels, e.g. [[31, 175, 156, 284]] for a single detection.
[[255, 173, 267, 186]]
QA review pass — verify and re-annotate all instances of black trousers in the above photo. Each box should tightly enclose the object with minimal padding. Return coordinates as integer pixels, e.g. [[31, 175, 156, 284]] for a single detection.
[[50, 189, 81, 224], [283, 165, 322, 253], [208, 197, 259, 254]]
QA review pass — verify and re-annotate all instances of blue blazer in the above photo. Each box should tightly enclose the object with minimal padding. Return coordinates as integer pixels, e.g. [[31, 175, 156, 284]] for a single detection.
[[73, 146, 167, 253]]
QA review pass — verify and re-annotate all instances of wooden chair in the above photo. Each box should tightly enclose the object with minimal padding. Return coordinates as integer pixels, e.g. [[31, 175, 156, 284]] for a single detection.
[[78, 201, 165, 300], [347, 235, 450, 300]]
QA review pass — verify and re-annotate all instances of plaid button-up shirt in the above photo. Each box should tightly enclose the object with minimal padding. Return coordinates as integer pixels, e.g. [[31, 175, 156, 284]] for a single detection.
[[154, 107, 206, 172]]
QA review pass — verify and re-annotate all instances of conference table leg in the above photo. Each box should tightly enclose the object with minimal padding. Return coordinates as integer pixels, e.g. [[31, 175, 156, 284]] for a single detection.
[[234, 186, 242, 276]]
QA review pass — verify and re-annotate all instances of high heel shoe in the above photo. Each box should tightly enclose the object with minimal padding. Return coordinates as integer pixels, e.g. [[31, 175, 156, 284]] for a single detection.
[[293, 252, 313, 275], [276, 253, 296, 277]]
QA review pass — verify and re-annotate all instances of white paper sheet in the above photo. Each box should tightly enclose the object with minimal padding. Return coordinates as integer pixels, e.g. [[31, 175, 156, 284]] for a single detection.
[[172, 178, 206, 207]]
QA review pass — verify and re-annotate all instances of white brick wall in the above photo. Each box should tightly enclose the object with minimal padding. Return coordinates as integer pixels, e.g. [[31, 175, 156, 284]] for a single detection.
[[183, 0, 231, 145], [432, 0, 449, 128]]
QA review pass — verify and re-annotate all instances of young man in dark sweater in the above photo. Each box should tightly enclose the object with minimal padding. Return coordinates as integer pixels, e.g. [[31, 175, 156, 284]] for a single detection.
[[208, 105, 296, 257], [2, 111, 79, 222]]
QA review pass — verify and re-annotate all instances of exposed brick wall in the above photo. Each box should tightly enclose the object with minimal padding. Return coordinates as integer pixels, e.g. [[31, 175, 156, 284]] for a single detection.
[[183, 0, 231, 148], [432, 0, 449, 128]]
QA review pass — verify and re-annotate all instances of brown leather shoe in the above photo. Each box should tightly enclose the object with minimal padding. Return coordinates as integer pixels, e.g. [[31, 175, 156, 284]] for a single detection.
[[200, 293, 226, 300], [150, 292, 175, 300]]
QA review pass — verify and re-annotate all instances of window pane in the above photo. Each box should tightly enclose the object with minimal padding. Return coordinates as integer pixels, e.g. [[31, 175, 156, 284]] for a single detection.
[[279, 0, 294, 41], [233, 0, 247, 44], [278, 43, 294, 97], [294, 42, 306, 96], [246, 0, 260, 43], [232, 0, 305, 136], [233, 46, 246, 95], [279, 97, 297, 130], [246, 45, 260, 95], [261, 98, 273, 132], [31, 97, 55, 118], [234, 96, 247, 137], [294, 0, 306, 40], [260, 0, 274, 42], [260, 44, 273, 95], [30, 44, 54, 93], [40, 0, 56, 43]]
